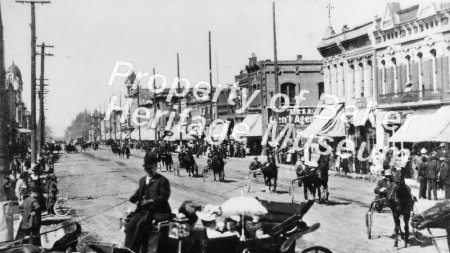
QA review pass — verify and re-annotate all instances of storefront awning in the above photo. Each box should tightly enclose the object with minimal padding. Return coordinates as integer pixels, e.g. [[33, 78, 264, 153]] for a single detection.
[[241, 114, 263, 137], [434, 122, 450, 142], [390, 106, 450, 143], [350, 109, 375, 127], [131, 127, 157, 141], [300, 104, 343, 139], [319, 107, 346, 137]]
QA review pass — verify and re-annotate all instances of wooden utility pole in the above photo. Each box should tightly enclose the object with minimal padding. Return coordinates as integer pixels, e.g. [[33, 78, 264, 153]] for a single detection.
[[0, 1, 8, 201], [209, 31, 213, 125], [177, 54, 182, 145], [136, 81, 141, 143], [16, 0, 51, 163], [36, 42, 53, 149], [153, 67, 157, 143], [272, 2, 280, 134]]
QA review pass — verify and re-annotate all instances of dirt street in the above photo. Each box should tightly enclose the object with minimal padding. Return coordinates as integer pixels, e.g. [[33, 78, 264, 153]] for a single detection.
[[55, 148, 448, 253]]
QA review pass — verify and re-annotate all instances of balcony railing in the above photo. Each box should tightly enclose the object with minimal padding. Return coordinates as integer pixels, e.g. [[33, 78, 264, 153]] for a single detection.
[[379, 88, 443, 104]]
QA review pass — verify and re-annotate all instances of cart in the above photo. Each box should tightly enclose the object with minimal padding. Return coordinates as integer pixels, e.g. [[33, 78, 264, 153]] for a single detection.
[[102, 200, 333, 253]]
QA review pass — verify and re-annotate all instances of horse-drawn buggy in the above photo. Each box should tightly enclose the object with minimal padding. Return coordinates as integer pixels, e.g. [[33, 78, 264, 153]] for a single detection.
[[93, 199, 332, 253], [202, 154, 225, 182], [288, 154, 330, 204]]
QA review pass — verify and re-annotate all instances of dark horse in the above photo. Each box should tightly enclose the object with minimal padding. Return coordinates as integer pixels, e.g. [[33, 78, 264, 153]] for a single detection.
[[411, 200, 450, 251], [261, 161, 278, 193], [182, 151, 198, 177], [208, 153, 225, 181], [296, 155, 329, 203], [386, 169, 415, 249]]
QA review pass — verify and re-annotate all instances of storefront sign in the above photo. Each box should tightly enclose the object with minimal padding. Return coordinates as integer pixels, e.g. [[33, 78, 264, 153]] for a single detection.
[[269, 107, 315, 127], [356, 98, 367, 109]]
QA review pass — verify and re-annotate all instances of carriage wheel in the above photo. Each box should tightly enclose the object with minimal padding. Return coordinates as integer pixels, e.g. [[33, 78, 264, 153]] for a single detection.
[[244, 176, 251, 192], [54, 198, 71, 216], [365, 211, 373, 239], [300, 246, 333, 253]]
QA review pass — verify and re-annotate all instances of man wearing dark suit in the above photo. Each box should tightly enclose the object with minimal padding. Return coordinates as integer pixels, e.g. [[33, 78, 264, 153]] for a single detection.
[[426, 155, 440, 200], [125, 151, 172, 253]]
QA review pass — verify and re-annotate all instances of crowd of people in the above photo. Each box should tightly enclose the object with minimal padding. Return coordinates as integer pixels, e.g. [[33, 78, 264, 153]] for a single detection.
[[2, 143, 60, 247]]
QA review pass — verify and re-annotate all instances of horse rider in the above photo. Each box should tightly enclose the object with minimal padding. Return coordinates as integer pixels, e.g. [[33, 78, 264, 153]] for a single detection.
[[249, 156, 262, 178], [373, 168, 394, 209], [125, 151, 172, 253]]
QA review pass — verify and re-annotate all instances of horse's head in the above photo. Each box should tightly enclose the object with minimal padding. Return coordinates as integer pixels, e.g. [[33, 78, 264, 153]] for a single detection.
[[412, 200, 450, 229]]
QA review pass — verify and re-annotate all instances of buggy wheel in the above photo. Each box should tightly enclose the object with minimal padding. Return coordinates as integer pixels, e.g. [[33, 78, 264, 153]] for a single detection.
[[54, 197, 71, 216], [365, 211, 373, 239], [301, 246, 333, 253], [244, 176, 251, 192]]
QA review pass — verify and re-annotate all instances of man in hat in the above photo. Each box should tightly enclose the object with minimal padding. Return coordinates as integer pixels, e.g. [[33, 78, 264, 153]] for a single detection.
[[436, 143, 449, 164], [426, 154, 440, 200], [374, 168, 394, 201], [438, 156, 450, 199], [16, 188, 42, 246], [249, 156, 262, 178], [418, 156, 428, 199], [125, 151, 172, 252]]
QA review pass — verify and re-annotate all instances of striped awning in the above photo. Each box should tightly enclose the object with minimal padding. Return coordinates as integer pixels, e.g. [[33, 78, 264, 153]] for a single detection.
[[300, 104, 344, 139], [390, 106, 450, 143]]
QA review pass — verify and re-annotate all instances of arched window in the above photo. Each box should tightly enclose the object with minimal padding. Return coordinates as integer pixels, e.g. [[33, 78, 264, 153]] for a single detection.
[[280, 83, 296, 106]]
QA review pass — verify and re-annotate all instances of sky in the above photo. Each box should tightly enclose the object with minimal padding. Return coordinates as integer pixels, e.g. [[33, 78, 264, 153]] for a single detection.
[[1, 0, 426, 137]]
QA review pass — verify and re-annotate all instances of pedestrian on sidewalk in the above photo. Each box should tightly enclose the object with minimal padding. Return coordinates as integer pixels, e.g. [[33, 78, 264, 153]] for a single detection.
[[16, 188, 42, 246], [418, 156, 428, 199], [438, 156, 450, 199], [426, 154, 439, 200]]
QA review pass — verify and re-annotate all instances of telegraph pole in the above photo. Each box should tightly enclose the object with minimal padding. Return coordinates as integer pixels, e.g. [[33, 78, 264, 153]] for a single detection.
[[137, 81, 141, 143], [177, 54, 182, 145], [16, 0, 51, 163], [209, 31, 213, 125], [36, 42, 53, 150], [153, 67, 157, 143], [272, 2, 280, 134], [0, 1, 8, 201]]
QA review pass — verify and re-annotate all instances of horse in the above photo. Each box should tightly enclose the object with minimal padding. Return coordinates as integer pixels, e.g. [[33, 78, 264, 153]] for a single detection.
[[411, 200, 450, 251], [208, 153, 225, 181], [261, 161, 278, 193], [296, 162, 316, 200], [314, 155, 330, 204], [185, 151, 198, 177], [386, 169, 415, 249]]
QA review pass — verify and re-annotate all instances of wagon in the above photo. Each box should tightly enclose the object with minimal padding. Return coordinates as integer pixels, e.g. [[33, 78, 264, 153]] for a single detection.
[[94, 200, 333, 253]]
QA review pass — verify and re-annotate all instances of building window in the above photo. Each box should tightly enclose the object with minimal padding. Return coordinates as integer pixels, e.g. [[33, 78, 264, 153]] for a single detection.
[[418, 52, 424, 97], [359, 62, 364, 98], [392, 58, 398, 94], [405, 55, 411, 83], [430, 49, 437, 92], [442, 17, 448, 25], [280, 83, 296, 106], [318, 82, 324, 100]]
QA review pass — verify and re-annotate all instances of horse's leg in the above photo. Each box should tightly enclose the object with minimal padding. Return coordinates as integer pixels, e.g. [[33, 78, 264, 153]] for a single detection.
[[303, 181, 309, 200], [403, 211, 410, 248], [317, 183, 322, 202], [264, 175, 270, 193], [392, 212, 400, 248], [273, 176, 277, 193]]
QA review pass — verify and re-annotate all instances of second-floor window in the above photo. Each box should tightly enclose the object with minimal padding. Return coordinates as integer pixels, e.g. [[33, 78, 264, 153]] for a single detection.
[[280, 83, 296, 106]]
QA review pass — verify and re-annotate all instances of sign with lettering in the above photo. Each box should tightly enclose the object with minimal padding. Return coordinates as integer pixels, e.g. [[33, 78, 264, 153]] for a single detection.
[[269, 107, 316, 128], [356, 98, 367, 109]]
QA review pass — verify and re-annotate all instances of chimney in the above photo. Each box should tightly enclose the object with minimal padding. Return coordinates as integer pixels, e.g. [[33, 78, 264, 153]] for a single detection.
[[297, 55, 303, 61]]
